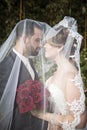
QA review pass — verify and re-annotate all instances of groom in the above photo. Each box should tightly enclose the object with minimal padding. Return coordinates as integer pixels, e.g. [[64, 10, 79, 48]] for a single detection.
[[0, 19, 48, 130]]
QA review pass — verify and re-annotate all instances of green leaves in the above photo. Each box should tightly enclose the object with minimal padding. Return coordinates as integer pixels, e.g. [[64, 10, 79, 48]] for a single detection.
[[80, 48, 87, 105]]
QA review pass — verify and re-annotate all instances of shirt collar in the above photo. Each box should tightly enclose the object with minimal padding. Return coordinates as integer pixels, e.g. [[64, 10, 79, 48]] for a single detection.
[[13, 49, 28, 63]]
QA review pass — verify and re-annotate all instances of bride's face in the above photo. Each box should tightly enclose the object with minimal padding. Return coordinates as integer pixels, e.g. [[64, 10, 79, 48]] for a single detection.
[[44, 39, 58, 59]]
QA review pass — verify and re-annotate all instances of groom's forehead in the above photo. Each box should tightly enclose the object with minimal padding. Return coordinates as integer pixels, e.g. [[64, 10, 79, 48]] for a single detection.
[[32, 29, 43, 42], [34, 27, 43, 35]]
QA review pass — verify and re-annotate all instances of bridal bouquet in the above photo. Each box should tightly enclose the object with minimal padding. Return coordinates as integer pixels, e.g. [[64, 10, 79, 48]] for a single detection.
[[16, 80, 50, 113]]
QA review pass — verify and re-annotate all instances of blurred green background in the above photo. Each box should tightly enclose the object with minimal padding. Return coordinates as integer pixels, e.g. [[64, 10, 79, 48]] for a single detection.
[[0, 0, 87, 105]]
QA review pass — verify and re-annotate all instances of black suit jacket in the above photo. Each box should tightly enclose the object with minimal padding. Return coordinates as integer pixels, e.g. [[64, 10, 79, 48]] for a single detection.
[[0, 51, 48, 130]]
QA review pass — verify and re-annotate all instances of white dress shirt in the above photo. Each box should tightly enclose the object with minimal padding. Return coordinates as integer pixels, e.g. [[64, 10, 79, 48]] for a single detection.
[[13, 49, 35, 80]]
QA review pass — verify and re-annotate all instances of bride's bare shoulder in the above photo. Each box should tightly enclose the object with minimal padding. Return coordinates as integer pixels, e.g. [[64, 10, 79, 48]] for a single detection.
[[65, 70, 77, 80], [65, 71, 81, 102]]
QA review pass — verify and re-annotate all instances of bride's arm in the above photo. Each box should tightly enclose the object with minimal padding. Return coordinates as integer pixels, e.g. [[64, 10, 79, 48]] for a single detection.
[[31, 110, 74, 127], [31, 109, 87, 128]]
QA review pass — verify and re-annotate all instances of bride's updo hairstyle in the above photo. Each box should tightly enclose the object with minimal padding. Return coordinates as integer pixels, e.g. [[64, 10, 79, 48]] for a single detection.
[[52, 26, 77, 57], [52, 26, 69, 47]]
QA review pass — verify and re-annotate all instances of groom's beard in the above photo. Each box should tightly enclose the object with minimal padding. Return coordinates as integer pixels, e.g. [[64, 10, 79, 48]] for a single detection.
[[25, 45, 40, 57]]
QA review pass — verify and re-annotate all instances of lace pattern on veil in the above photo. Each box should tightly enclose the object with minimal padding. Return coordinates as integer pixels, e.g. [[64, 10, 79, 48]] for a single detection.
[[61, 74, 85, 130]]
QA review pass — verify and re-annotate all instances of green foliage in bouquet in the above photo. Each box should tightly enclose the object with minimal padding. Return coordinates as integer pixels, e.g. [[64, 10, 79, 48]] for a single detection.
[[80, 48, 87, 106]]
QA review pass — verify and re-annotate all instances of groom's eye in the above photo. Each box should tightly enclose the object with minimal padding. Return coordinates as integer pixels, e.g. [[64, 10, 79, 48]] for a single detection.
[[35, 38, 41, 43]]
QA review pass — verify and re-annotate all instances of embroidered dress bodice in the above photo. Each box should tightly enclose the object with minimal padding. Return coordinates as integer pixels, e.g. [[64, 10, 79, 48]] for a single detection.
[[46, 73, 86, 130], [46, 83, 68, 115]]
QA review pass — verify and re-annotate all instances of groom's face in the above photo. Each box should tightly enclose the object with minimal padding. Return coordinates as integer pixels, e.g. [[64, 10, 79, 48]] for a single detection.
[[25, 27, 43, 57]]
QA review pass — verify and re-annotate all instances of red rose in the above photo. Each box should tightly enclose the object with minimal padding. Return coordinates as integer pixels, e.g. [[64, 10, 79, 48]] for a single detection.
[[18, 96, 35, 113], [17, 84, 25, 92], [18, 88, 30, 98], [36, 97, 49, 110], [29, 86, 43, 103]]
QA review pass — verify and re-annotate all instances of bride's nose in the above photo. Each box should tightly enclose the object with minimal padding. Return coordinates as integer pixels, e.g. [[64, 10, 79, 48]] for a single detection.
[[44, 41, 48, 47]]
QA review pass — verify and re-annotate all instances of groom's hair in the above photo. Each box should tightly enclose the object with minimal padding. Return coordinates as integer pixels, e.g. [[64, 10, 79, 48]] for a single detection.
[[16, 19, 44, 40]]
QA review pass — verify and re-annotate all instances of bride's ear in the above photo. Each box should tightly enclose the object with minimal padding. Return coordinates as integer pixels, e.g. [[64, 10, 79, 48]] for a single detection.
[[58, 45, 64, 52]]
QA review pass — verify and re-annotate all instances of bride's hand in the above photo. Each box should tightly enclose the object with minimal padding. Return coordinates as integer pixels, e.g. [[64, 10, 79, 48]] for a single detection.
[[31, 110, 45, 119]]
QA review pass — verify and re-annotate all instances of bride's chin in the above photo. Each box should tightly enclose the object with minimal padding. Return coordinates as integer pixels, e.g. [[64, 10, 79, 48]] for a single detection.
[[45, 54, 50, 58], [45, 55, 52, 60], [45, 53, 54, 60]]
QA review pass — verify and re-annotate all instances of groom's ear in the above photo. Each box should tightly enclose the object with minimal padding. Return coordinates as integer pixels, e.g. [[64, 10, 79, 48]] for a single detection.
[[21, 35, 29, 44]]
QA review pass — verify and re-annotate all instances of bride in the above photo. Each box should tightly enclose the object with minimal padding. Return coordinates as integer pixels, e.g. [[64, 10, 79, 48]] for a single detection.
[[31, 16, 87, 130]]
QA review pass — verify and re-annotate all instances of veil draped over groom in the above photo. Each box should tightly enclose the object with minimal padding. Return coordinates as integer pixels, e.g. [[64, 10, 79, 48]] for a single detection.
[[0, 19, 51, 130]]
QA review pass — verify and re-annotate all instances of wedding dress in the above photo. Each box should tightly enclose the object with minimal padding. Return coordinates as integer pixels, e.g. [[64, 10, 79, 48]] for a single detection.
[[46, 73, 86, 130]]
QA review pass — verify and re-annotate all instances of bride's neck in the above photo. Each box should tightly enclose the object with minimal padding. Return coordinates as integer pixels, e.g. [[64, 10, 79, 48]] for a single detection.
[[55, 54, 77, 73]]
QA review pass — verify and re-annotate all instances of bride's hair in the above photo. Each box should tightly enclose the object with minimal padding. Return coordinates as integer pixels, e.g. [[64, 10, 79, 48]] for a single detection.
[[52, 27, 68, 45], [52, 27, 75, 55]]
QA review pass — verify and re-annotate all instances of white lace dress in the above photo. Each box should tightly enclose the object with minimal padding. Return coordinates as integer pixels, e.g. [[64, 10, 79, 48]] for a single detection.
[[46, 74, 86, 130]]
